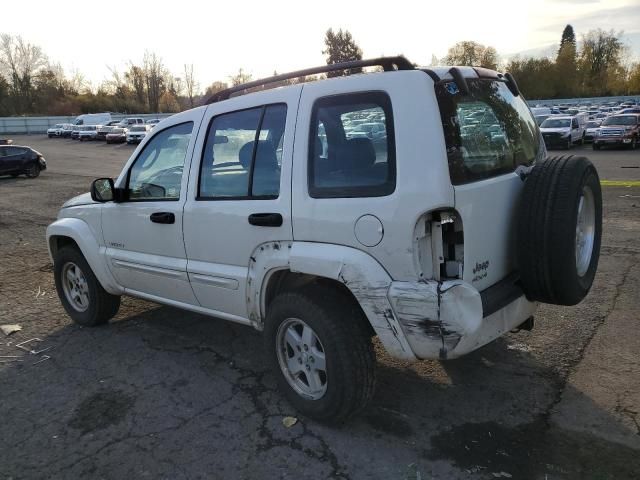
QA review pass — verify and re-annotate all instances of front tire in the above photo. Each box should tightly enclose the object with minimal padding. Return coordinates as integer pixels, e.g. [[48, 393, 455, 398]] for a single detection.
[[25, 163, 40, 178], [53, 246, 120, 326], [264, 289, 376, 422]]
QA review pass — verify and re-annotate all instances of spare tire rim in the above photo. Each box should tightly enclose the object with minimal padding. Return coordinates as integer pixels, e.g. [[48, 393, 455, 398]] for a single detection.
[[276, 318, 327, 400], [576, 186, 596, 277], [61, 262, 90, 312]]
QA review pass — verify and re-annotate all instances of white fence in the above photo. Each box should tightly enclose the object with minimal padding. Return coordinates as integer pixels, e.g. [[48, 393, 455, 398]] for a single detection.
[[0, 113, 174, 135]]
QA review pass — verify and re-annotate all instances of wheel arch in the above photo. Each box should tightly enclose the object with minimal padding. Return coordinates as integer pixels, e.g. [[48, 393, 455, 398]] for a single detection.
[[248, 241, 416, 361], [46, 218, 123, 295]]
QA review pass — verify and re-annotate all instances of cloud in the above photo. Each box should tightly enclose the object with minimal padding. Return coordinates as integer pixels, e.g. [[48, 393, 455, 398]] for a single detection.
[[538, 4, 640, 34], [547, 0, 600, 3]]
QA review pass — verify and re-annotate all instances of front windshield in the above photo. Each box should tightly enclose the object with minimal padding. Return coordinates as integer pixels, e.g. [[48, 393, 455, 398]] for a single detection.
[[586, 122, 599, 128], [131, 126, 146, 132], [602, 116, 638, 126], [541, 118, 571, 128]]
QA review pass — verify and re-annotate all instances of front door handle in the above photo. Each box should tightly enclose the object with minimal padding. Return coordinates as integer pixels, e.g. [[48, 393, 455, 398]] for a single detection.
[[150, 212, 175, 224], [248, 213, 283, 227]]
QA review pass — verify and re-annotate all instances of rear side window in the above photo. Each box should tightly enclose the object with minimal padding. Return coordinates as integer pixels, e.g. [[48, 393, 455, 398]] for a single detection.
[[309, 92, 395, 198], [198, 104, 286, 199], [436, 79, 541, 185]]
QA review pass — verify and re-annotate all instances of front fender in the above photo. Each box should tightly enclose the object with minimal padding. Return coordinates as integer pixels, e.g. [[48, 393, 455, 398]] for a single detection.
[[46, 218, 123, 295], [248, 241, 416, 361]]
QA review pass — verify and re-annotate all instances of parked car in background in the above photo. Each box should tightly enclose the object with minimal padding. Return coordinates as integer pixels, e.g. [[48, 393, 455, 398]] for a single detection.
[[126, 124, 151, 144], [0, 138, 13, 145], [70, 125, 82, 140], [0, 145, 46, 178], [97, 125, 115, 141], [59, 125, 73, 138], [74, 113, 111, 126], [146, 118, 161, 127], [540, 116, 583, 149], [619, 108, 640, 115], [47, 124, 66, 138], [534, 114, 551, 126], [584, 121, 601, 143], [78, 126, 101, 141], [106, 127, 128, 144], [118, 117, 145, 127], [593, 114, 640, 150]]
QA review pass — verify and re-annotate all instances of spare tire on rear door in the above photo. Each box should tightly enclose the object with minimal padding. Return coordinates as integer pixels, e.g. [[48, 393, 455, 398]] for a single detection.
[[517, 155, 602, 306]]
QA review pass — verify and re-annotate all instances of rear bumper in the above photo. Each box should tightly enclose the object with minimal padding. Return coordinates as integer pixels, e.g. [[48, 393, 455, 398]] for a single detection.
[[388, 277, 537, 360]]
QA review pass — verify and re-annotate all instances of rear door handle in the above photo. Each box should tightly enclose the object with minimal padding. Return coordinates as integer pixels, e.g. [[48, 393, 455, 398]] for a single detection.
[[248, 213, 283, 227], [150, 212, 175, 224]]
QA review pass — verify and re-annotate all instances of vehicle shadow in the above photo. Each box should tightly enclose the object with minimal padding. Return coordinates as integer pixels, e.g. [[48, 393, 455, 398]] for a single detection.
[[1, 299, 638, 479]]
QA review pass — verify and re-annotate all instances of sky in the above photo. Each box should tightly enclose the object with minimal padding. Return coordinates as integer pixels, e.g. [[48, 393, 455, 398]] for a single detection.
[[2, 0, 639, 92]]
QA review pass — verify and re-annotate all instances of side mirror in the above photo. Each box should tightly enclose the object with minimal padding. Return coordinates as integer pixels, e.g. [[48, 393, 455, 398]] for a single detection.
[[91, 178, 115, 202]]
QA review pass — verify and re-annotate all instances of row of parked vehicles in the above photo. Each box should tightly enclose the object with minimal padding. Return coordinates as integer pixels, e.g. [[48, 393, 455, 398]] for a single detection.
[[531, 100, 640, 150], [47, 115, 161, 145]]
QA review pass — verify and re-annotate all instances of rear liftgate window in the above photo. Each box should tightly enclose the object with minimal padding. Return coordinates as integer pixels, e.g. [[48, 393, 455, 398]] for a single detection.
[[436, 79, 541, 185]]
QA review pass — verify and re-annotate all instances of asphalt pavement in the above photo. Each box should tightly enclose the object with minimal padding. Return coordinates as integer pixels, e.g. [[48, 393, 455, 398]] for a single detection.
[[0, 135, 638, 479]]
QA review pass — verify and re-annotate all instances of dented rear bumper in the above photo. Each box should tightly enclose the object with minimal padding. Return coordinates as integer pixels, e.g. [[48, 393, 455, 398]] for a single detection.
[[387, 279, 537, 360]]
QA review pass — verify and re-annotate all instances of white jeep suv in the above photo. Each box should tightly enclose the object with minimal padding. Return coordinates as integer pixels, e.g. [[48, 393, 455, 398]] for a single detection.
[[47, 57, 602, 422]]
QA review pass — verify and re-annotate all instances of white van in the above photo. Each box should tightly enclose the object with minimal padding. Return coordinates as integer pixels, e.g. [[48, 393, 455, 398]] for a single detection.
[[73, 113, 112, 126]]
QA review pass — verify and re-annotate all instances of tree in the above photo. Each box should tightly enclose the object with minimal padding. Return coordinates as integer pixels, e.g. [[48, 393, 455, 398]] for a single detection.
[[125, 64, 147, 108], [184, 64, 198, 108], [628, 63, 640, 94], [159, 91, 180, 113], [0, 34, 48, 114], [506, 56, 557, 99], [555, 25, 578, 97], [443, 41, 498, 69], [204, 81, 228, 98], [143, 52, 167, 113], [229, 68, 252, 86], [323, 28, 363, 77], [578, 29, 625, 95]]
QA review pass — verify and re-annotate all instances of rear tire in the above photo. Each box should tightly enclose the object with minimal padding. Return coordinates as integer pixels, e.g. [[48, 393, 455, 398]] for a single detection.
[[593, 143, 601, 150], [517, 155, 602, 306], [264, 288, 376, 422], [53, 246, 120, 326]]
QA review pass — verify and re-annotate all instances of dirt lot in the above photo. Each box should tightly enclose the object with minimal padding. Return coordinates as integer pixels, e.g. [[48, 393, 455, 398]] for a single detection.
[[1, 135, 639, 479]]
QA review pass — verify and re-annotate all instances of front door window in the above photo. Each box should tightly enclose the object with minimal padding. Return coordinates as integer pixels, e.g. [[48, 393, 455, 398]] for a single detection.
[[127, 122, 193, 200]]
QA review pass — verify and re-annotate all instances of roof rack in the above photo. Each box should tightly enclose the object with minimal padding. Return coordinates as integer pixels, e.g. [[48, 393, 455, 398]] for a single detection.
[[204, 56, 414, 105]]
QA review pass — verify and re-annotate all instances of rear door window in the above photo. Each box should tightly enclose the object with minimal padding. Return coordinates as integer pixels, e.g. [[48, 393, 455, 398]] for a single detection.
[[308, 92, 395, 198], [198, 104, 286, 199], [436, 79, 541, 185]]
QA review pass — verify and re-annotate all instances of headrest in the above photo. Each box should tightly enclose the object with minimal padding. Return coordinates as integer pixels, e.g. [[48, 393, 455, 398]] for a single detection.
[[239, 140, 278, 170]]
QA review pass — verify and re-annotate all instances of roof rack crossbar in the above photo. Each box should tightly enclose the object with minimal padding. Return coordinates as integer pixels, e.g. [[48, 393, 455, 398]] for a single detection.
[[205, 56, 414, 104]]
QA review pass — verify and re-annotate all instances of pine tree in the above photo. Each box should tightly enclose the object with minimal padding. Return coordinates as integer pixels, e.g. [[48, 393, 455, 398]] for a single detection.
[[323, 28, 363, 77], [555, 25, 578, 97]]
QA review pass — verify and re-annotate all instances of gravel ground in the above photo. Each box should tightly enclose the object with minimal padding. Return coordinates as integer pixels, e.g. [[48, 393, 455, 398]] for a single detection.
[[0, 136, 639, 479]]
